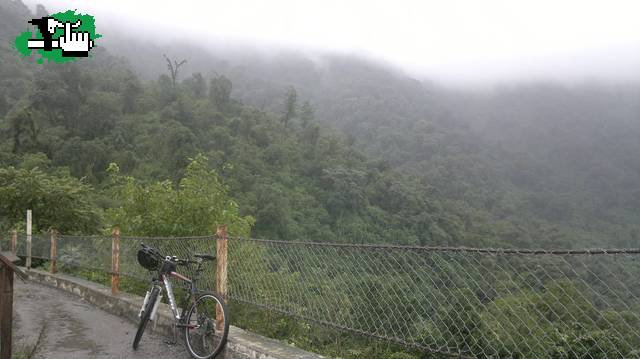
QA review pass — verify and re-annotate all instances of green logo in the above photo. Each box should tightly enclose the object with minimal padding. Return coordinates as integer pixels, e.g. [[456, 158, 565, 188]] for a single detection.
[[15, 10, 101, 64]]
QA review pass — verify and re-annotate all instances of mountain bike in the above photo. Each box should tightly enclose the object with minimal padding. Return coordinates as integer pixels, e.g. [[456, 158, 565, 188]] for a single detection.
[[132, 243, 229, 359]]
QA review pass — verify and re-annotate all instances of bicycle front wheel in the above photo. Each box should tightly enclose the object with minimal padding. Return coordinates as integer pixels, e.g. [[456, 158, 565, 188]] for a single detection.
[[184, 292, 229, 359], [133, 286, 160, 350]]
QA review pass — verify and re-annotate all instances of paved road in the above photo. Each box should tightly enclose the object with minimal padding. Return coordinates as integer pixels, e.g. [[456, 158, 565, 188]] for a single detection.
[[13, 279, 189, 359]]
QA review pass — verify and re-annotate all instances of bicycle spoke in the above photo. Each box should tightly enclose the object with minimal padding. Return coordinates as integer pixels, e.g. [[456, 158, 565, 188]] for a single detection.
[[185, 294, 228, 358]]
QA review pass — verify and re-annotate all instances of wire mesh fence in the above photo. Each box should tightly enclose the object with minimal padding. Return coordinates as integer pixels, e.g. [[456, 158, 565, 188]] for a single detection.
[[0, 233, 12, 253], [10, 233, 218, 291], [227, 238, 640, 358], [0, 232, 22, 256], [4, 231, 640, 358], [118, 235, 217, 290]]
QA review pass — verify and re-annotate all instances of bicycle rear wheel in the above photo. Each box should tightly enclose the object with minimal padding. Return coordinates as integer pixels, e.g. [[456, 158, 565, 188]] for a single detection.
[[133, 286, 160, 350], [184, 292, 229, 359]]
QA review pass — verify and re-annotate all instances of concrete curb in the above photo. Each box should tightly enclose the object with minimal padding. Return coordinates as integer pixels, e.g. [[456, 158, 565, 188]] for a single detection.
[[23, 268, 327, 359]]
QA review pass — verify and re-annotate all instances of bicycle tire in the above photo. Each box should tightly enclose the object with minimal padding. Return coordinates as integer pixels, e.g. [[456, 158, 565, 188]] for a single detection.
[[184, 292, 229, 359], [133, 286, 160, 350]]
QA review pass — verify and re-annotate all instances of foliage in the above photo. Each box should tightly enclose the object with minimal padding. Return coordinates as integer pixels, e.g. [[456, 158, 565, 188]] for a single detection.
[[108, 30, 640, 250], [106, 155, 254, 237], [0, 160, 100, 233], [209, 75, 232, 110], [282, 86, 297, 128]]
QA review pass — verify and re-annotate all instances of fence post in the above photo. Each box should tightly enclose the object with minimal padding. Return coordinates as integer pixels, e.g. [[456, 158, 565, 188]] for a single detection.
[[26, 210, 32, 269], [0, 252, 26, 359], [215, 225, 228, 330], [111, 227, 120, 294], [50, 229, 58, 274], [10, 230, 16, 255], [0, 262, 14, 359]]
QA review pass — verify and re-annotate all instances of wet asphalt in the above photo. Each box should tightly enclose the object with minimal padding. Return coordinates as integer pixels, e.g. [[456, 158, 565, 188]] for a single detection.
[[13, 279, 189, 358]]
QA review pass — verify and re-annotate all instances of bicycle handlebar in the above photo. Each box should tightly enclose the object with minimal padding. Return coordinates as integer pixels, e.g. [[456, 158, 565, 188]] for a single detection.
[[140, 242, 200, 266]]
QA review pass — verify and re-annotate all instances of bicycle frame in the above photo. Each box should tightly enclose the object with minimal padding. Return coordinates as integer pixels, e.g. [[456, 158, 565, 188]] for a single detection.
[[143, 259, 203, 326], [163, 272, 186, 320]]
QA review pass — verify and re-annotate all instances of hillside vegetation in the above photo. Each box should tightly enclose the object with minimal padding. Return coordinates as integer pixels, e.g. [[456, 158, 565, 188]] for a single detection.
[[3, 0, 639, 249], [1, 1, 448, 247]]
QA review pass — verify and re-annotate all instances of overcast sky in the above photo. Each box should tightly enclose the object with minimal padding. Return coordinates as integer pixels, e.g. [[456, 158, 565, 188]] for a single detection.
[[26, 0, 640, 84]]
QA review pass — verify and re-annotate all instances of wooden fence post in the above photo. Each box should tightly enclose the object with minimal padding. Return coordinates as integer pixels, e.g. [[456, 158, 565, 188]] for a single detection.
[[216, 225, 228, 330], [26, 210, 32, 269], [0, 252, 27, 359], [111, 227, 120, 294], [50, 229, 58, 274], [0, 260, 14, 359], [10, 230, 16, 255]]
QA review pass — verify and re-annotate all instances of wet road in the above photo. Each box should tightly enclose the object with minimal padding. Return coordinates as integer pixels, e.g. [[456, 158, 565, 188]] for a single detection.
[[13, 280, 189, 359]]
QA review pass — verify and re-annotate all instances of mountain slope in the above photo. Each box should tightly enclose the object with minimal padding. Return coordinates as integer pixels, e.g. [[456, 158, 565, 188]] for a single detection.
[[3, 0, 640, 249], [105, 33, 640, 248], [0, 0, 468, 247]]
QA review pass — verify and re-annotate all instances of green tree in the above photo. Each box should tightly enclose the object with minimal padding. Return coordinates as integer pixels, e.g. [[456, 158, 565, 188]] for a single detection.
[[5, 103, 35, 154], [300, 100, 314, 128], [209, 75, 233, 110], [0, 164, 101, 233], [122, 70, 142, 113], [282, 86, 297, 128], [106, 154, 254, 236], [184, 72, 207, 98]]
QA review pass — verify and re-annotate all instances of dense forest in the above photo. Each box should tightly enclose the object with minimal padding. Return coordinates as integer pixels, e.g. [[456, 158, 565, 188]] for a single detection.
[[2, 1, 640, 358], [1, 1, 438, 244], [107, 38, 640, 250], [3, 0, 639, 250]]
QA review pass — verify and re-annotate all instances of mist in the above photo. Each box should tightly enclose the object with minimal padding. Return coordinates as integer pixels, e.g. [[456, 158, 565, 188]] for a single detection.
[[24, 0, 640, 86]]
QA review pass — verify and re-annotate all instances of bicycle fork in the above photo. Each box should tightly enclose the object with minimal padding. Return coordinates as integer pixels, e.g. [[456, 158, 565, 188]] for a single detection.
[[139, 287, 164, 322]]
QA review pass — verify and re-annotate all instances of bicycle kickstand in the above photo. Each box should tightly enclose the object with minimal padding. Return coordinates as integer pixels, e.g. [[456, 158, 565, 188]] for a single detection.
[[164, 323, 178, 345]]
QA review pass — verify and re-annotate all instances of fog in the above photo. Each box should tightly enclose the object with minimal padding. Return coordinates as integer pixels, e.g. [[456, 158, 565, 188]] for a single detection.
[[24, 0, 640, 85]]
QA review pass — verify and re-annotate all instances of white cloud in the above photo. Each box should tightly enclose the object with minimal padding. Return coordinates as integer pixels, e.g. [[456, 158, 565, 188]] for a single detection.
[[26, 0, 640, 84]]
